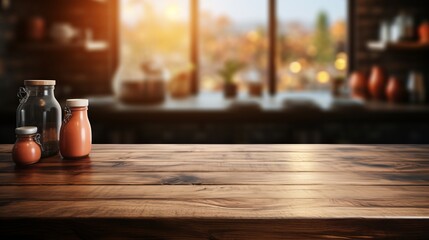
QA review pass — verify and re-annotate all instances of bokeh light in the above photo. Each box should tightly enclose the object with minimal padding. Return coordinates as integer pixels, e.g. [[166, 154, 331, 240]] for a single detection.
[[289, 61, 302, 73], [317, 71, 330, 83]]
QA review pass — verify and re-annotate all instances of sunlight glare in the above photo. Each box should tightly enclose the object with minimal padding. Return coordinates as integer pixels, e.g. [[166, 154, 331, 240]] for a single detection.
[[165, 4, 180, 20]]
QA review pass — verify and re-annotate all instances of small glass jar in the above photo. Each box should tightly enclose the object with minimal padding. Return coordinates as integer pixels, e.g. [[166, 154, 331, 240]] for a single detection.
[[16, 80, 62, 157], [12, 126, 42, 165], [60, 99, 92, 159]]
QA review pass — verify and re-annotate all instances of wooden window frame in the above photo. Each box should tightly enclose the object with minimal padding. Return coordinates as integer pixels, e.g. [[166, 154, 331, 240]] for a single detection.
[[181, 0, 350, 95]]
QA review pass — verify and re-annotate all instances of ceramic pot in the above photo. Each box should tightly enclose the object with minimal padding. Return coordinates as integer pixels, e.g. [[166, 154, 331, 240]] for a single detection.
[[332, 76, 344, 97], [224, 83, 237, 98], [349, 71, 368, 100], [248, 82, 262, 97], [368, 66, 387, 101], [28, 16, 46, 41], [169, 72, 191, 99], [419, 21, 429, 43], [386, 76, 405, 103]]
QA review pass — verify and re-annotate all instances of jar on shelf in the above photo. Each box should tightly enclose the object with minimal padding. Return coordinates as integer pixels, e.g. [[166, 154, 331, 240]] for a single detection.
[[12, 126, 42, 165], [244, 68, 263, 97], [113, 60, 169, 104], [391, 11, 414, 42], [419, 20, 429, 43], [16, 80, 62, 157]]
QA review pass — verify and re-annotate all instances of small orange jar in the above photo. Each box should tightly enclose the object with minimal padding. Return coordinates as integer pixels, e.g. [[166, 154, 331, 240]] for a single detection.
[[12, 126, 42, 165], [60, 99, 92, 159]]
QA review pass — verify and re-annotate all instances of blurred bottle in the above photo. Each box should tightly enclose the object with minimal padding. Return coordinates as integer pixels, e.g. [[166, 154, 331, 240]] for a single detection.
[[419, 20, 429, 43], [27, 16, 46, 41], [349, 71, 368, 100], [407, 71, 425, 104], [386, 76, 405, 103], [391, 11, 414, 42], [379, 20, 391, 42]]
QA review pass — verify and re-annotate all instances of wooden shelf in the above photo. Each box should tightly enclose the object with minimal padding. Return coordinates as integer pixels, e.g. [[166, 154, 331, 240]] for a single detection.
[[367, 41, 429, 51], [12, 41, 109, 52]]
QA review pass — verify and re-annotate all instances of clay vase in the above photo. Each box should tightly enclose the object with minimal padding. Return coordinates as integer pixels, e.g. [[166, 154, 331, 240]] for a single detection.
[[28, 16, 46, 41], [419, 21, 429, 43], [349, 71, 368, 100], [386, 76, 405, 103], [368, 66, 387, 101], [224, 83, 237, 98]]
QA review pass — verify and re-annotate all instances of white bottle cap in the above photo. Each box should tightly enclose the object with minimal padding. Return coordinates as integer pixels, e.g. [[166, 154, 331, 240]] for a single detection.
[[15, 126, 38, 135], [66, 99, 89, 107]]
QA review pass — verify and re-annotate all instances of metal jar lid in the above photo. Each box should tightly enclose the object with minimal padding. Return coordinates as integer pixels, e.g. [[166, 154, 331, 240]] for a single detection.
[[15, 126, 38, 135], [24, 80, 56, 86]]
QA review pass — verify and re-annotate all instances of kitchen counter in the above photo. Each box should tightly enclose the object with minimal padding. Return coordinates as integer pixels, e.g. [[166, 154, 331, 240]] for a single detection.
[[2, 92, 429, 124], [86, 92, 429, 123], [2, 92, 429, 144], [0, 144, 428, 239]]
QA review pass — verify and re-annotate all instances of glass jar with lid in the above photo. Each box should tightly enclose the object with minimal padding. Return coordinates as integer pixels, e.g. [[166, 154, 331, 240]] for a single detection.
[[16, 80, 62, 157]]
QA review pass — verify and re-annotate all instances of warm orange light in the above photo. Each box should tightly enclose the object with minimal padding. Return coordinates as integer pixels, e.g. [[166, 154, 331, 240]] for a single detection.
[[202, 76, 218, 91], [246, 30, 259, 42], [289, 61, 302, 74], [317, 71, 330, 84]]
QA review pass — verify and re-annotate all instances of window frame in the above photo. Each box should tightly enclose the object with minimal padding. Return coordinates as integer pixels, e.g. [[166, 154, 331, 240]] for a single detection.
[[118, 0, 351, 96]]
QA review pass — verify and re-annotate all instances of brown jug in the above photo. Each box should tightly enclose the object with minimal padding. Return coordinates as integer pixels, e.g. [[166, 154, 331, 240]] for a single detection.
[[12, 126, 42, 165], [386, 76, 405, 103], [60, 99, 92, 159], [419, 21, 429, 43], [349, 71, 368, 100], [368, 66, 387, 101]]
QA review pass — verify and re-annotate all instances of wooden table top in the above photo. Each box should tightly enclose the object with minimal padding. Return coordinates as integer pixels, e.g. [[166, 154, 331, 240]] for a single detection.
[[0, 144, 429, 239]]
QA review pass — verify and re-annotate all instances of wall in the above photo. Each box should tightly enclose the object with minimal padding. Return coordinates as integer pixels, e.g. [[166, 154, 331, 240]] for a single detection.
[[0, 0, 118, 107]]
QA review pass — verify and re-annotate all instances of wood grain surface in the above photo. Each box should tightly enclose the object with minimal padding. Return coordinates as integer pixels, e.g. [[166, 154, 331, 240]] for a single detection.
[[0, 144, 428, 239]]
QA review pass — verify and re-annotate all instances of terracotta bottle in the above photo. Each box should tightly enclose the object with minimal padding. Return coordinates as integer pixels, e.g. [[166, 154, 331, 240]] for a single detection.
[[60, 99, 92, 159], [419, 21, 429, 43], [349, 71, 368, 100], [386, 76, 405, 103], [368, 66, 386, 101], [12, 126, 42, 165]]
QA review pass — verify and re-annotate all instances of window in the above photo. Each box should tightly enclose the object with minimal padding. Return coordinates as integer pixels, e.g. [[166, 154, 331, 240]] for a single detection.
[[120, 0, 347, 94], [120, 0, 190, 79], [199, 0, 268, 92], [277, 0, 347, 92]]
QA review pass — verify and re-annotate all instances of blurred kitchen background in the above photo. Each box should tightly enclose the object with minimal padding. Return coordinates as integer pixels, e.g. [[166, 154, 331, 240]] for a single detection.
[[1, 0, 429, 144]]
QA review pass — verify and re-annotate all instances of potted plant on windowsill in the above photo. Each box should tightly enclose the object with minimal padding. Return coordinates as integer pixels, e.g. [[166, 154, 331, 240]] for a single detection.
[[218, 60, 244, 98]]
